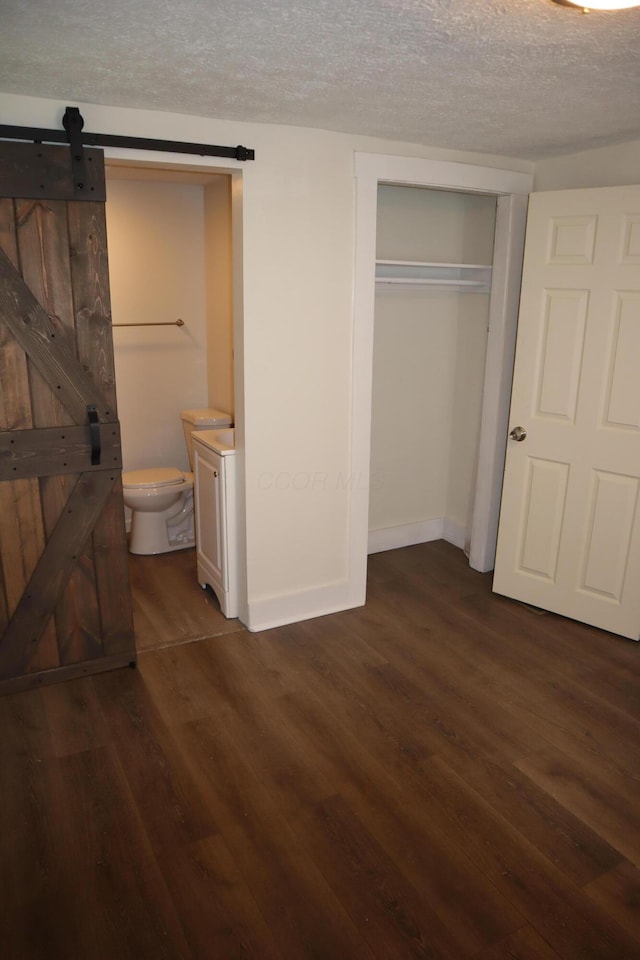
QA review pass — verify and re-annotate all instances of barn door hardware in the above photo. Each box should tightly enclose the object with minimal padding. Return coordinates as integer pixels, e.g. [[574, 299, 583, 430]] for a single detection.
[[87, 404, 101, 465], [62, 107, 88, 196], [0, 107, 255, 161]]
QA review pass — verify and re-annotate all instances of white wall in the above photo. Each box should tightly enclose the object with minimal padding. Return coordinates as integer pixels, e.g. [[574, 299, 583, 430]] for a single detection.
[[105, 177, 208, 473], [0, 92, 532, 630], [369, 186, 496, 549], [204, 177, 234, 417], [534, 139, 640, 191], [449, 198, 497, 530], [370, 289, 459, 529], [447, 291, 490, 530]]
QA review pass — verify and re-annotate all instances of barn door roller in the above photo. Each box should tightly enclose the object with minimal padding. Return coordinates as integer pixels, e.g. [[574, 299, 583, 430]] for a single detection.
[[62, 107, 87, 195], [0, 106, 255, 163]]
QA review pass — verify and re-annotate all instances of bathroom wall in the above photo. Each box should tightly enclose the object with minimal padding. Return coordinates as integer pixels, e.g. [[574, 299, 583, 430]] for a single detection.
[[205, 176, 234, 418], [369, 186, 496, 548], [105, 175, 209, 473]]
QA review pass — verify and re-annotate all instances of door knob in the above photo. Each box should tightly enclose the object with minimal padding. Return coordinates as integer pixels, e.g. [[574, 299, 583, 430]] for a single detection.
[[509, 426, 527, 442]]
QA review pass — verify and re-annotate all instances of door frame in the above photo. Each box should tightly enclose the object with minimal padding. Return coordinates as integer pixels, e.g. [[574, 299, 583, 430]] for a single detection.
[[347, 153, 533, 607], [101, 151, 248, 621]]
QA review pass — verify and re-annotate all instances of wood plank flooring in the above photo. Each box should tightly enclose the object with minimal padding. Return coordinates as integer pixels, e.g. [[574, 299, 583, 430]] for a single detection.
[[1, 540, 639, 959], [128, 547, 241, 651]]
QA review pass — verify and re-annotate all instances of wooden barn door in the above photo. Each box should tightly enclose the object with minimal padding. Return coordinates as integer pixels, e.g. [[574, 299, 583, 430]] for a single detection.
[[0, 141, 135, 693]]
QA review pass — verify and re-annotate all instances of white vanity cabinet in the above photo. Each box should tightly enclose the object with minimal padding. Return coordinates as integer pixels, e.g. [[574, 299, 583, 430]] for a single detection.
[[192, 429, 238, 618]]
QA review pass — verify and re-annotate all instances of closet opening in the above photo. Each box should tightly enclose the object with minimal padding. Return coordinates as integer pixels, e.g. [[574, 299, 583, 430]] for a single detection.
[[348, 153, 533, 609], [369, 183, 497, 561], [104, 159, 243, 650]]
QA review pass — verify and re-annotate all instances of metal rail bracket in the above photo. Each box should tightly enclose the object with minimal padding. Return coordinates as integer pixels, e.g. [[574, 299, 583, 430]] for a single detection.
[[0, 108, 256, 163], [62, 107, 87, 195]]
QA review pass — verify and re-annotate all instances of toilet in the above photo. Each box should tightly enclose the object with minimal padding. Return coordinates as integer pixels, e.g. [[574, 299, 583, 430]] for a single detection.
[[122, 408, 232, 555]]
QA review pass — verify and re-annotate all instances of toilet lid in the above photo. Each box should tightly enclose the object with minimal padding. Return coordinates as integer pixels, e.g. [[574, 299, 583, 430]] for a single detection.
[[122, 467, 185, 489]]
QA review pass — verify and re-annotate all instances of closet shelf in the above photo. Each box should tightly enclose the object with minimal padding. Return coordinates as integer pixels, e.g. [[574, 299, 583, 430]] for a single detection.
[[375, 259, 492, 292]]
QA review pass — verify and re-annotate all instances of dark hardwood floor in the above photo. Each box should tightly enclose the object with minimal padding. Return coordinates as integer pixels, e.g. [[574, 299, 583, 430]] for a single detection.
[[1, 541, 639, 959], [128, 547, 242, 652]]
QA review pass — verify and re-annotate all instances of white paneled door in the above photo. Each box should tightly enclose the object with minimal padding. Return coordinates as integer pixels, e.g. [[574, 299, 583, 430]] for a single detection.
[[493, 186, 640, 640]]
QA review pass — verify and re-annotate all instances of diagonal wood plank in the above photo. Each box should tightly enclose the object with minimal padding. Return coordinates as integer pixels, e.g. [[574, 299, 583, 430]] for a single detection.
[[0, 196, 56, 655], [0, 470, 115, 679], [0, 246, 115, 424], [0, 141, 133, 692], [68, 199, 134, 658], [15, 195, 95, 672]]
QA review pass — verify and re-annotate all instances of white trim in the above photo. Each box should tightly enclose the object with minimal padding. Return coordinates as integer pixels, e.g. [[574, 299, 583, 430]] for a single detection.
[[354, 153, 532, 197], [368, 517, 467, 555], [349, 153, 533, 604], [346, 172, 379, 607], [102, 148, 250, 623], [468, 194, 529, 572], [245, 580, 356, 633], [368, 519, 445, 554], [443, 518, 467, 551], [248, 512, 470, 631]]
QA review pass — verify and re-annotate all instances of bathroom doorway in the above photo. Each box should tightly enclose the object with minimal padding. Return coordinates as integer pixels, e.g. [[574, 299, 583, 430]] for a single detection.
[[104, 161, 241, 649], [126, 548, 243, 652]]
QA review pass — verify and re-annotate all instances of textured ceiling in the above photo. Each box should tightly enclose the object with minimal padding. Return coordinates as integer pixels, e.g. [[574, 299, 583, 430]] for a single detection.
[[0, 0, 639, 160]]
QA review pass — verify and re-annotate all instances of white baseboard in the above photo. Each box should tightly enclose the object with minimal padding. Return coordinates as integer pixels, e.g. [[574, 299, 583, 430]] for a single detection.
[[244, 519, 468, 633], [443, 517, 467, 550], [245, 579, 360, 633], [367, 517, 467, 555]]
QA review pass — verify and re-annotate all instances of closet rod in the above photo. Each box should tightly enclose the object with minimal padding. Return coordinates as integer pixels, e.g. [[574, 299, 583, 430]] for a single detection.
[[112, 319, 185, 328]]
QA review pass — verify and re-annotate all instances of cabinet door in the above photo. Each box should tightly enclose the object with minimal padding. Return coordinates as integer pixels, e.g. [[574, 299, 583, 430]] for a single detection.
[[195, 447, 227, 588]]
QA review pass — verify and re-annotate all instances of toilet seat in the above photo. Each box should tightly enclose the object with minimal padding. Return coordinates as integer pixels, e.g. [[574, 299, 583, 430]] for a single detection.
[[123, 467, 186, 489]]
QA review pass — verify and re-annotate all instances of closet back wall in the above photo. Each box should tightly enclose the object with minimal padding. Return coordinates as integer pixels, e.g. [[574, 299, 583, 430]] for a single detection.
[[369, 185, 497, 551], [105, 176, 208, 474]]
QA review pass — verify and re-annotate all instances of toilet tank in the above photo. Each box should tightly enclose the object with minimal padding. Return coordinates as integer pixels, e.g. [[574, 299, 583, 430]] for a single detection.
[[181, 408, 233, 470]]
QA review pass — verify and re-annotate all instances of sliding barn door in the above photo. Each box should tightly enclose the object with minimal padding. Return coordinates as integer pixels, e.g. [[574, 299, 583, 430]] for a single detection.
[[0, 141, 135, 692]]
